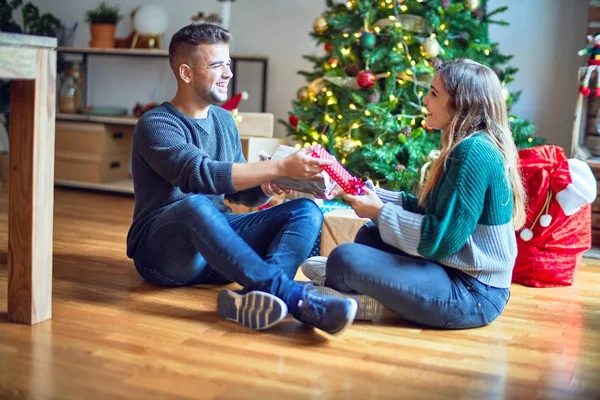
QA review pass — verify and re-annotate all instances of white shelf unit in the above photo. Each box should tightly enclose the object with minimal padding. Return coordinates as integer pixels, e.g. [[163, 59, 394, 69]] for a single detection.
[[55, 47, 268, 195]]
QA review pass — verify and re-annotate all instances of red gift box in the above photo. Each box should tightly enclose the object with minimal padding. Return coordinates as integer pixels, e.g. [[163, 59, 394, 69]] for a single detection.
[[311, 147, 365, 195]]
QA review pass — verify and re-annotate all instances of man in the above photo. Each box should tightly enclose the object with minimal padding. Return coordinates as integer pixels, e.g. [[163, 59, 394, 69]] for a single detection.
[[126, 23, 357, 335]]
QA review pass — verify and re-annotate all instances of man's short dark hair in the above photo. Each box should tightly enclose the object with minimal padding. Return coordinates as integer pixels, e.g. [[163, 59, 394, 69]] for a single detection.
[[168, 23, 232, 73]]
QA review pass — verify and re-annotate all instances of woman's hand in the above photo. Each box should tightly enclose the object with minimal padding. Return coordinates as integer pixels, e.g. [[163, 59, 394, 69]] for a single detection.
[[342, 188, 384, 220]]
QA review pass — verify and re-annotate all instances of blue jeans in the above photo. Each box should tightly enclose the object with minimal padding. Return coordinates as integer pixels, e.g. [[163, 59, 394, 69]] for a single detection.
[[326, 222, 510, 329], [132, 196, 323, 300]]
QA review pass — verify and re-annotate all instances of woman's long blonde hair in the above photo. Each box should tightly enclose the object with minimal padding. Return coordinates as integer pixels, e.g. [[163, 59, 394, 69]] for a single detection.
[[418, 59, 526, 229]]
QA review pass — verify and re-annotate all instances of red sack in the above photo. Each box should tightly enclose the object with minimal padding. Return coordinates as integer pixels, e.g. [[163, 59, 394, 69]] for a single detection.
[[513, 145, 595, 287]]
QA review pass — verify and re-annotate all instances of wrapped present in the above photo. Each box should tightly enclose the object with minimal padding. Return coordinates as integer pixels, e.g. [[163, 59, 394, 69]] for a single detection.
[[321, 208, 369, 256], [311, 147, 366, 195], [259, 145, 337, 197], [307, 200, 367, 257], [514, 145, 596, 287]]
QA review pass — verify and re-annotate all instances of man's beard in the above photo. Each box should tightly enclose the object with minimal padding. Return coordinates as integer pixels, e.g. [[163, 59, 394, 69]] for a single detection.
[[195, 85, 228, 105]]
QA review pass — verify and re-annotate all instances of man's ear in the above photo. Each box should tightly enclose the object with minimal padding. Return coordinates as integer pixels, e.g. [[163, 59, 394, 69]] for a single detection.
[[179, 64, 193, 83]]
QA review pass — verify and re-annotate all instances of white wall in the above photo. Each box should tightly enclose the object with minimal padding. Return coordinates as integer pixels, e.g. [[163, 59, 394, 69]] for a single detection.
[[42, 0, 587, 150]]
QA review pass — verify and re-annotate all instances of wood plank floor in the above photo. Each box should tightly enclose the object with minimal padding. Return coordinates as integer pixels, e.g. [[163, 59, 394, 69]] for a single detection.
[[0, 187, 599, 400]]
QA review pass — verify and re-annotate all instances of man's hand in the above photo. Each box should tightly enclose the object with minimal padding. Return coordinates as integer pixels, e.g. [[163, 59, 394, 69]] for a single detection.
[[261, 181, 292, 196], [342, 188, 384, 220], [277, 145, 333, 180]]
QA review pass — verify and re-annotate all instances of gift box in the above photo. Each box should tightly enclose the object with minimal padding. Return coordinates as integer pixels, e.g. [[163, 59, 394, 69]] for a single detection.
[[320, 208, 369, 256], [259, 145, 337, 197], [308, 200, 368, 257]]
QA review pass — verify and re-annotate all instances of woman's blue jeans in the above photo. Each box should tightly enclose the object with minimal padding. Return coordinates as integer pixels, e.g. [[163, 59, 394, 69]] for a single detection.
[[132, 196, 323, 300], [326, 222, 510, 329]]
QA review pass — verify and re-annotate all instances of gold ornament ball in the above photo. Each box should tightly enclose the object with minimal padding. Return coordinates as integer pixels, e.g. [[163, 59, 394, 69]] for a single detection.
[[421, 38, 440, 59], [342, 138, 355, 152], [296, 87, 308, 100], [346, 0, 357, 11], [464, 0, 480, 11], [313, 17, 328, 35]]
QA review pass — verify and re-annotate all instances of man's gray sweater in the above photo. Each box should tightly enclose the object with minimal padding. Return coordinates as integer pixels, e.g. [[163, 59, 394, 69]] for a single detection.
[[126, 102, 269, 258]]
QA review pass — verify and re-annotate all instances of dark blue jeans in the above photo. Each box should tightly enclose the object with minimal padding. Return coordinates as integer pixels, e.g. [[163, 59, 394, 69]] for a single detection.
[[326, 222, 510, 329], [132, 196, 323, 300]]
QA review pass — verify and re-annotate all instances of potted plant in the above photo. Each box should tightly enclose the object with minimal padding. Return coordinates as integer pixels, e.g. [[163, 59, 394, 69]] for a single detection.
[[85, 2, 122, 48]]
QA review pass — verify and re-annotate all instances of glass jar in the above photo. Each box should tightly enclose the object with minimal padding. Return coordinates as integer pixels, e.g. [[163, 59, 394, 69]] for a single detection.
[[65, 62, 84, 111], [59, 77, 77, 113]]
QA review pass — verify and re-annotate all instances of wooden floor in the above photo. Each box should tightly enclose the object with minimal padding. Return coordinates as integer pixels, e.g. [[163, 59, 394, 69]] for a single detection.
[[0, 188, 599, 400]]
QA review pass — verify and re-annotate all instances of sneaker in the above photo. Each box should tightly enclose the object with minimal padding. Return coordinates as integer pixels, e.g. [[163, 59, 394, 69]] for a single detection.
[[217, 289, 288, 330], [292, 284, 357, 335], [300, 256, 327, 286], [314, 285, 383, 321]]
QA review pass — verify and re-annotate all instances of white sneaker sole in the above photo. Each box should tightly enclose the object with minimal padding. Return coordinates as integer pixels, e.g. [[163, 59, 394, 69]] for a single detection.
[[217, 289, 288, 330]]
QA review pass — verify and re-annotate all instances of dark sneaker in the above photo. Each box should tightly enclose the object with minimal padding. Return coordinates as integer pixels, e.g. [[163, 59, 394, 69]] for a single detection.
[[217, 289, 287, 330], [292, 284, 357, 335], [300, 256, 327, 286], [314, 285, 383, 321]]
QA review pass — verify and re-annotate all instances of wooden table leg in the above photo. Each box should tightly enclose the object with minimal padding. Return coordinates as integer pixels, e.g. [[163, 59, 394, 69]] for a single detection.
[[7, 48, 56, 324]]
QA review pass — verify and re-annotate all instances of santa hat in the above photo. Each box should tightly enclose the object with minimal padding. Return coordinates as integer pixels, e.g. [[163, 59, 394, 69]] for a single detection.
[[220, 91, 248, 111], [555, 158, 597, 216]]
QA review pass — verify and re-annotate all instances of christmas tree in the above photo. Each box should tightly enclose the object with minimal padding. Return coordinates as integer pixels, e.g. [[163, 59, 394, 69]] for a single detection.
[[283, 0, 543, 192]]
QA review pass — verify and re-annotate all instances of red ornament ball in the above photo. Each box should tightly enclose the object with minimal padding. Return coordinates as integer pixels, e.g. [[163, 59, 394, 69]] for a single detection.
[[357, 70, 376, 89], [323, 43, 334, 52], [288, 114, 299, 127]]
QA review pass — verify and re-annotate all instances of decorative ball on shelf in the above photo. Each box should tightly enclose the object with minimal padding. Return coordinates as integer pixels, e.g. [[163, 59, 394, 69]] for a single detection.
[[344, 63, 359, 77], [288, 114, 299, 127], [420, 37, 440, 59], [133, 3, 169, 35], [397, 133, 407, 144], [463, 0, 480, 11], [324, 43, 334, 52], [342, 138, 355, 152], [296, 86, 309, 100], [367, 91, 381, 104], [313, 16, 328, 35], [357, 70, 376, 89], [360, 32, 376, 49]]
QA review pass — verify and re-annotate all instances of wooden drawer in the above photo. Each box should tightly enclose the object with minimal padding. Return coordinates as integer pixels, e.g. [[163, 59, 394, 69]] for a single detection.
[[55, 151, 130, 183], [56, 121, 133, 155]]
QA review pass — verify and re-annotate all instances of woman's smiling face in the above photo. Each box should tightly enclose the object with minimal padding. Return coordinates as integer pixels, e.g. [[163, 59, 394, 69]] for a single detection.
[[423, 72, 453, 131]]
